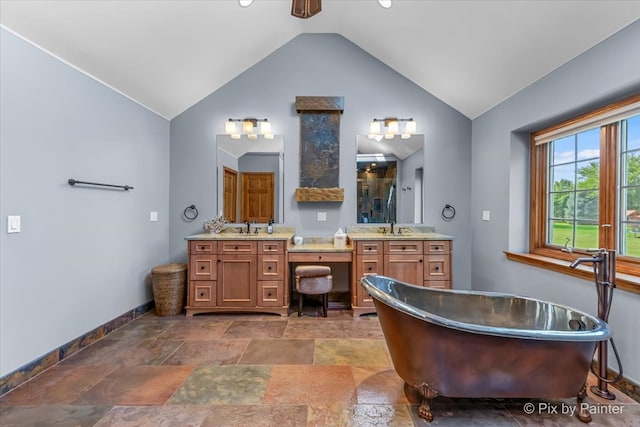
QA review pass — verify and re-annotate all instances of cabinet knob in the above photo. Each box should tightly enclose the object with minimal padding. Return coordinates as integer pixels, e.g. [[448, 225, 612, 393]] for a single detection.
[[268, 266, 272, 270], [267, 292, 272, 297], [235, 246, 238, 250], [402, 246, 406, 251], [318, 256, 322, 260], [368, 267, 372, 271], [200, 266, 205, 270], [434, 246, 440, 250], [435, 266, 439, 271], [419, 259, 423, 263]]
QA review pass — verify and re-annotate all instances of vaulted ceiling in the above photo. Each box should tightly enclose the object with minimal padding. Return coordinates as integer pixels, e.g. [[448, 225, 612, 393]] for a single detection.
[[1, 1, 639, 120]]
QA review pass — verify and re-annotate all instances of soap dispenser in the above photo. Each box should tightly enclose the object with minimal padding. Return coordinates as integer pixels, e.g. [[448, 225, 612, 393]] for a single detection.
[[267, 219, 274, 234]]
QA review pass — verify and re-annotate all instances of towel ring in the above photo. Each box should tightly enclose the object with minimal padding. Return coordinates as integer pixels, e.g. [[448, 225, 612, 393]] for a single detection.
[[183, 204, 198, 221], [441, 204, 455, 221]]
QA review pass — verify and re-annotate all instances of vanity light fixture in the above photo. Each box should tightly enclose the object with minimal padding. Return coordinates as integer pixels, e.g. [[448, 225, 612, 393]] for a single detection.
[[378, 0, 392, 9], [368, 117, 417, 141], [225, 118, 274, 140], [238, 0, 253, 7]]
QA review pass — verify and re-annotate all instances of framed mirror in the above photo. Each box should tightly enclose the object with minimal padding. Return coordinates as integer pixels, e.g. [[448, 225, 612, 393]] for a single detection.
[[356, 134, 424, 224], [216, 135, 285, 223]]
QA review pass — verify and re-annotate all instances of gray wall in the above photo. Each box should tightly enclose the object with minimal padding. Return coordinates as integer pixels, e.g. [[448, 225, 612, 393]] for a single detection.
[[471, 20, 640, 383], [0, 29, 170, 376], [170, 34, 472, 292]]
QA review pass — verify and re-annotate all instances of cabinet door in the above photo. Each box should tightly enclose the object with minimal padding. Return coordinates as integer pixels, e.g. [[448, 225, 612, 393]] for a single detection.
[[257, 255, 285, 281], [189, 281, 216, 306], [190, 255, 217, 281], [258, 281, 284, 307], [217, 255, 256, 306], [384, 255, 423, 286]]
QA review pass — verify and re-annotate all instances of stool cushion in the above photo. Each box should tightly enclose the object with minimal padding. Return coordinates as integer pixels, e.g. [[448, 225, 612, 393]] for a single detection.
[[296, 275, 333, 295], [295, 265, 331, 278]]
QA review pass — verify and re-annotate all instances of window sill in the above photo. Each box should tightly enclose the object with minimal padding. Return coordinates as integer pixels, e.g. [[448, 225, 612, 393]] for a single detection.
[[504, 251, 640, 296]]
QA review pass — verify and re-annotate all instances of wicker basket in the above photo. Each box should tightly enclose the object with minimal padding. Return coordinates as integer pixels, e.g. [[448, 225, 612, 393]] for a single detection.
[[151, 263, 187, 316]]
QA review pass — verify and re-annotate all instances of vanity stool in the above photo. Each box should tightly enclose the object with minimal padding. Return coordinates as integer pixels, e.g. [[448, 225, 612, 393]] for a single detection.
[[295, 265, 333, 317]]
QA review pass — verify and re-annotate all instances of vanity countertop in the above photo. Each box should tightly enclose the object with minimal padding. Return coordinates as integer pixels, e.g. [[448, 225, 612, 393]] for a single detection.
[[347, 231, 453, 241], [347, 225, 453, 241], [186, 226, 295, 241]]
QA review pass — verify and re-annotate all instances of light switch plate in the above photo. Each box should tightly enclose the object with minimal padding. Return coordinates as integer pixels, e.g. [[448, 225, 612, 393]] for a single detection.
[[482, 210, 490, 221], [317, 212, 327, 222], [8, 215, 21, 233], [150, 211, 158, 222]]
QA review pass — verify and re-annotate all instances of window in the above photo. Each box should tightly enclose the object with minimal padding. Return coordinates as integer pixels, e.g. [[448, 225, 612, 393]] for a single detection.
[[523, 94, 640, 293]]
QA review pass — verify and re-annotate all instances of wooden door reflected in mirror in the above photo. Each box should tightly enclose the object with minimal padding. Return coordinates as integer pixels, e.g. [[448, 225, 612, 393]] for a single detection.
[[223, 167, 238, 223], [241, 172, 274, 223]]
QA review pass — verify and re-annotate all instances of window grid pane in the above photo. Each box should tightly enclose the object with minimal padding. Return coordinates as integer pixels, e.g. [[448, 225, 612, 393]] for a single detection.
[[547, 130, 600, 251], [619, 115, 640, 258]]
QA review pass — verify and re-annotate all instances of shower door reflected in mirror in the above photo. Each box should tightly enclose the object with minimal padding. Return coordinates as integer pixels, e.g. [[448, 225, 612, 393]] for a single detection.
[[356, 134, 424, 224], [217, 135, 284, 223]]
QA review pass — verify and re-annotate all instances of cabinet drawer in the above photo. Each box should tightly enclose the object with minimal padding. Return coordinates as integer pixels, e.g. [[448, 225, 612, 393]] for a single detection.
[[189, 240, 217, 255], [384, 240, 423, 254], [425, 240, 451, 254], [258, 280, 284, 307], [424, 255, 450, 281], [189, 281, 216, 306], [355, 241, 383, 255], [258, 255, 285, 280], [190, 255, 217, 280], [423, 280, 451, 289], [288, 251, 352, 263], [356, 254, 384, 278], [258, 240, 285, 254], [218, 240, 257, 254]]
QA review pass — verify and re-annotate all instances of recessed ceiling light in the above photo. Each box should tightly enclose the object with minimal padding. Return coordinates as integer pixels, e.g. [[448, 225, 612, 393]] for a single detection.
[[378, 0, 392, 9], [238, 0, 253, 8]]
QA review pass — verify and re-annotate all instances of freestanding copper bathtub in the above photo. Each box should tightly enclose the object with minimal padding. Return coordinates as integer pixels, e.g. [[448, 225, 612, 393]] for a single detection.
[[361, 275, 611, 423]]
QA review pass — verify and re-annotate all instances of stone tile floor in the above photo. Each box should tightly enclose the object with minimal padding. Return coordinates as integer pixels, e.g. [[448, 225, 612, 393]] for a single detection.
[[1, 309, 638, 426]]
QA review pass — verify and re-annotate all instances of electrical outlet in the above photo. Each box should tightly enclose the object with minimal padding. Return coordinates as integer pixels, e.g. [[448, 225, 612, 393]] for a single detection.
[[317, 212, 327, 222], [150, 211, 158, 222], [482, 210, 490, 221]]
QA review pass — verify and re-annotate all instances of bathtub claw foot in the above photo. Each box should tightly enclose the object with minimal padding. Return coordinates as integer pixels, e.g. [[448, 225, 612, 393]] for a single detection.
[[416, 382, 438, 422], [576, 383, 592, 423]]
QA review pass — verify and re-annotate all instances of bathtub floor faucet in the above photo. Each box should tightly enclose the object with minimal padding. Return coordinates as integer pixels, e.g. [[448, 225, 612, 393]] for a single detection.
[[569, 248, 622, 400]]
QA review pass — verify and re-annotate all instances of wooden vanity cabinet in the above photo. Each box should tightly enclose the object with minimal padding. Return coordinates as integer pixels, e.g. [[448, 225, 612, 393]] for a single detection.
[[186, 239, 288, 316], [257, 241, 286, 307], [423, 240, 451, 288], [354, 241, 383, 308], [188, 241, 217, 308], [352, 238, 453, 315]]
